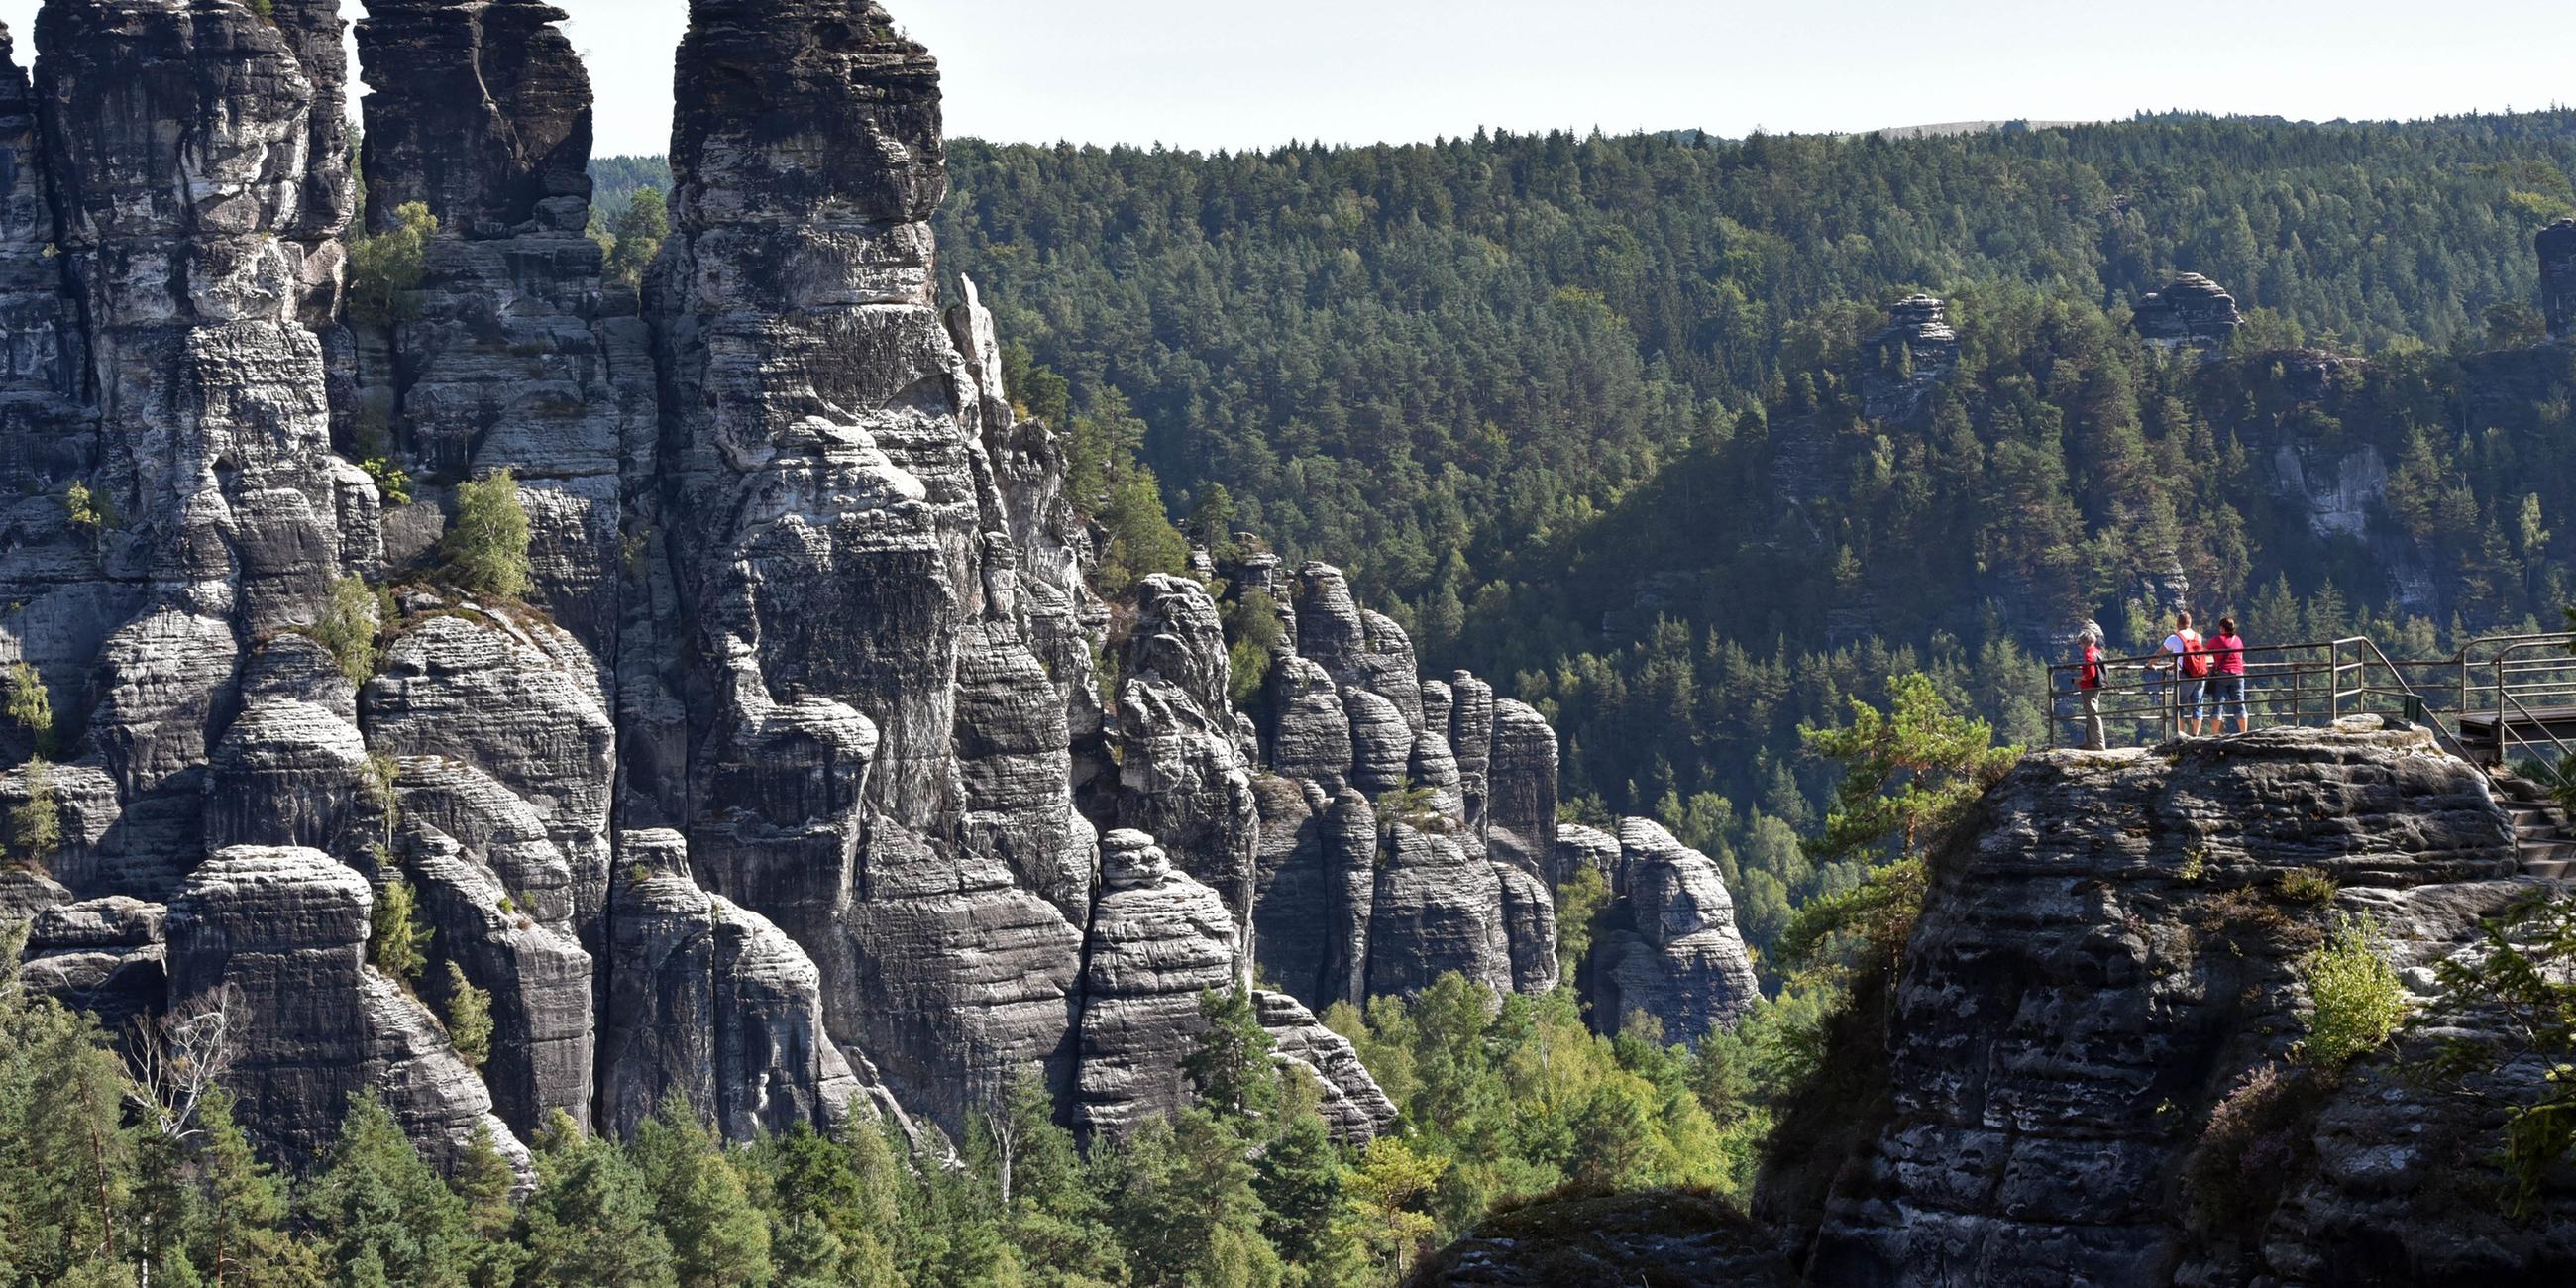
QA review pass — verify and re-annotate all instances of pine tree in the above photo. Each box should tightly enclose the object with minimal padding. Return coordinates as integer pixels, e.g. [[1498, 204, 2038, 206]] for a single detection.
[[450, 1124, 522, 1288], [191, 1089, 319, 1288], [299, 1093, 474, 1288], [1183, 987, 1281, 1127], [1251, 1109, 1342, 1256], [1104, 1110, 1283, 1288], [517, 1113, 678, 1288], [632, 1099, 772, 1288]]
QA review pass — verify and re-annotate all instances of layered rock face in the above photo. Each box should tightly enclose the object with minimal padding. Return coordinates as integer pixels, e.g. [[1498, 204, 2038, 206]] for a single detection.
[[1581, 820, 1761, 1046], [2132, 271, 2246, 349], [1235, 559, 1567, 1011], [1860, 292, 1960, 421], [0, 0, 1785, 1174], [2543, 217, 2576, 343], [1802, 721, 2574, 1286]]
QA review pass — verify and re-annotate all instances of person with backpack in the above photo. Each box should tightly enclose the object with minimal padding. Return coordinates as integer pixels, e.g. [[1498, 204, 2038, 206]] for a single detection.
[[2074, 625, 2107, 750], [2206, 616, 2249, 735], [2164, 610, 2213, 736]]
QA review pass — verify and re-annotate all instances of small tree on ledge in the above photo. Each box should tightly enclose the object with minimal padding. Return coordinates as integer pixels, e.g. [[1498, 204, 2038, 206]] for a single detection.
[[440, 468, 533, 601]]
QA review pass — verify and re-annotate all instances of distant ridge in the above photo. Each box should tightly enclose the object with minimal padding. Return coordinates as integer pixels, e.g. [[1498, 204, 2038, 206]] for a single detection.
[[1868, 118, 2097, 139]]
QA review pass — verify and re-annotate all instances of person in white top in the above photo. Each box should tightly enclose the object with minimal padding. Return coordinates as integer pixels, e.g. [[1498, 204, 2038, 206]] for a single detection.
[[2161, 611, 2208, 736]]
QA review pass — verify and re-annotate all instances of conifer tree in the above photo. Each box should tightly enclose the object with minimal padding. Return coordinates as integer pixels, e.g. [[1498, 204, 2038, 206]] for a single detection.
[[632, 1098, 772, 1288], [516, 1113, 677, 1288], [299, 1093, 474, 1288]]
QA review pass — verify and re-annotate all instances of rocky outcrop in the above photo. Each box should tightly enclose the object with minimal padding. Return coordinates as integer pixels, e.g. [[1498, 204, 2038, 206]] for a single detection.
[[1073, 831, 1239, 1139], [2133, 272, 2245, 350], [0, 0, 1460, 1172], [1115, 576, 1258, 933], [1861, 292, 1961, 421], [2543, 218, 2576, 344], [166, 846, 521, 1178], [1254, 988, 1396, 1142], [595, 829, 861, 1141], [352, 0, 645, 653], [1235, 559, 1569, 1012], [1413, 1190, 1794, 1288], [1581, 820, 1760, 1045], [1800, 721, 2569, 1286]]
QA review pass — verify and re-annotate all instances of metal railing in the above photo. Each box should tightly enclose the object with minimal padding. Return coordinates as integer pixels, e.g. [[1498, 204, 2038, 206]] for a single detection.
[[2046, 631, 2576, 760]]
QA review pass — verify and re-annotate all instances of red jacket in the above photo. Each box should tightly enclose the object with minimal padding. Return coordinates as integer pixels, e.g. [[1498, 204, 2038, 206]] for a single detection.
[[2208, 634, 2246, 676], [2078, 641, 2103, 691]]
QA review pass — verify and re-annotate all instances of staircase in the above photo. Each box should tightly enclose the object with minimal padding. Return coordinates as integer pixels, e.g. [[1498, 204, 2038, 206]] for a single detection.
[[2488, 772, 2576, 879]]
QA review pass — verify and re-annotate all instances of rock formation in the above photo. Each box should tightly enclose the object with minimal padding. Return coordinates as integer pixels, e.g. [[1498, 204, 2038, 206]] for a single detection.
[[1860, 292, 1960, 421], [1424, 721, 2576, 1283], [1580, 820, 1762, 1046], [1235, 559, 1571, 1012], [0, 0, 1817, 1178], [2132, 271, 2245, 350], [1799, 720, 2572, 1285], [2542, 217, 2576, 343]]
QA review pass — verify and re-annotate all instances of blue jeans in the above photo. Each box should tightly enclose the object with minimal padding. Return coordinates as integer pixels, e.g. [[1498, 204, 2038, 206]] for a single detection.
[[2178, 677, 2207, 722], [2207, 675, 2247, 723]]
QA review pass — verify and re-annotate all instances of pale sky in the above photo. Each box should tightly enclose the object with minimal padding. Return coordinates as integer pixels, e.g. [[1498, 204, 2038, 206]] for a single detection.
[[0, 1, 2569, 156]]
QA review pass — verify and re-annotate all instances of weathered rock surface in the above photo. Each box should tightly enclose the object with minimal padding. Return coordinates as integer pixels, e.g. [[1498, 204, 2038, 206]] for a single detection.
[[1227, 556, 1573, 1014], [2133, 271, 2245, 350], [1254, 989, 1396, 1142], [1073, 831, 1239, 1139], [0, 0, 1621, 1173], [1116, 576, 1257, 931], [2543, 218, 2576, 344], [166, 846, 520, 1178], [1861, 292, 1961, 422], [1412, 1190, 1794, 1287], [595, 829, 857, 1140], [1581, 819, 1759, 1044], [1801, 722, 2569, 1286]]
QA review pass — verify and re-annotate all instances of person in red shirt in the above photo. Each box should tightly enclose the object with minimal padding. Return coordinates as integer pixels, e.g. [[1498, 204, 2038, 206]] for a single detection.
[[2075, 626, 2107, 750], [2206, 616, 2249, 734]]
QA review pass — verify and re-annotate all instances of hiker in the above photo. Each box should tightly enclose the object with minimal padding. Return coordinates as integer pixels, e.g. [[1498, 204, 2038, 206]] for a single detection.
[[2163, 611, 2211, 736], [2206, 616, 2249, 735], [2074, 626, 2107, 750]]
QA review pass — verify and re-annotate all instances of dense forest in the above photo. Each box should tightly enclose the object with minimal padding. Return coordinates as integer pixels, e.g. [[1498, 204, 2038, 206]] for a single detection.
[[0, 928, 1831, 1288]]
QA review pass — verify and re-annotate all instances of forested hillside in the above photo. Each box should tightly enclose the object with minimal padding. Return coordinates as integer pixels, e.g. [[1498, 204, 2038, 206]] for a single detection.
[[604, 111, 2576, 947]]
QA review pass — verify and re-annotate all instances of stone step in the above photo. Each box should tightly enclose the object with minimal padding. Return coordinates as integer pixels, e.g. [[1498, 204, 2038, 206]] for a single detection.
[[2523, 857, 2576, 880]]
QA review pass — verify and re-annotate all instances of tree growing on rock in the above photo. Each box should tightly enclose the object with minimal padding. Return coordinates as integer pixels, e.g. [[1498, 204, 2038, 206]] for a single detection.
[[5, 661, 55, 759], [1801, 672, 2017, 865], [440, 468, 533, 601], [348, 201, 438, 325], [9, 758, 62, 866]]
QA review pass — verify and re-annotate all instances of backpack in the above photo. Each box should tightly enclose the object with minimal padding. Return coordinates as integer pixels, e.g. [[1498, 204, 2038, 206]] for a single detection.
[[2180, 633, 2213, 679]]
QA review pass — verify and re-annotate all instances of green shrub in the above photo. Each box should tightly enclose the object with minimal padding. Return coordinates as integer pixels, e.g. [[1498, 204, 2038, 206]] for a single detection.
[[369, 867, 428, 986], [441, 961, 492, 1070], [2296, 912, 2409, 1069], [9, 758, 61, 864], [62, 481, 108, 535], [362, 457, 413, 506], [1554, 866, 1611, 978], [599, 186, 667, 289], [5, 662, 54, 759], [1373, 781, 1442, 830], [348, 200, 438, 325], [1222, 590, 1283, 708], [2276, 868, 2339, 905], [440, 469, 533, 600], [307, 576, 384, 686]]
